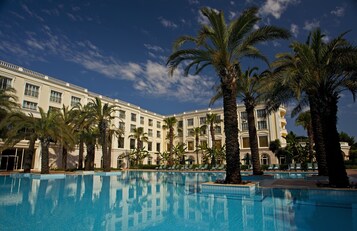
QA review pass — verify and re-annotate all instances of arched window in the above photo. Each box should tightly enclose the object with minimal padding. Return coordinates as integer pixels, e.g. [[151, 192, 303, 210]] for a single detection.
[[260, 153, 270, 165]]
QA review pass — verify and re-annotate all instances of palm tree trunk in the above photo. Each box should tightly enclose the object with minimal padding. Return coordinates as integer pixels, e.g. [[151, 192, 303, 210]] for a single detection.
[[62, 146, 68, 170], [169, 127, 174, 165], [307, 126, 314, 162], [85, 143, 95, 171], [245, 102, 263, 175], [210, 122, 215, 148], [308, 96, 328, 175], [195, 134, 199, 164], [221, 73, 241, 184], [40, 139, 50, 174], [23, 137, 35, 173], [78, 138, 84, 170], [322, 96, 349, 187], [100, 121, 110, 172]]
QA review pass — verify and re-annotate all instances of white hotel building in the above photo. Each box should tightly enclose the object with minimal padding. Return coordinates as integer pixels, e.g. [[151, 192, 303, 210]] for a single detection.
[[0, 60, 288, 171]]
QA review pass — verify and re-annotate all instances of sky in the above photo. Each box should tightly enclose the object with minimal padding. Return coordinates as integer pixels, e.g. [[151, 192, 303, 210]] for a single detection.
[[0, 0, 357, 138]]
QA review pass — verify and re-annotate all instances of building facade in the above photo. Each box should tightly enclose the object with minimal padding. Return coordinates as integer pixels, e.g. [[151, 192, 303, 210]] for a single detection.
[[0, 60, 288, 171]]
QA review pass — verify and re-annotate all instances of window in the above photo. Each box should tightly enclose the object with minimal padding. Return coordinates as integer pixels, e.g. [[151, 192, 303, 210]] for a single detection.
[[214, 140, 222, 149], [148, 119, 153, 126], [188, 141, 194, 151], [200, 140, 207, 148], [157, 121, 161, 129], [22, 100, 37, 111], [148, 142, 152, 151], [119, 122, 125, 131], [156, 130, 161, 138], [119, 110, 126, 119], [258, 120, 267, 130], [71, 96, 81, 106], [130, 139, 136, 149], [242, 137, 250, 148], [215, 126, 222, 134], [0, 77, 12, 89], [117, 157, 123, 169], [200, 128, 206, 135], [187, 118, 194, 126], [140, 116, 144, 125], [178, 121, 183, 128], [131, 113, 136, 122], [241, 112, 248, 120], [24, 83, 39, 97], [259, 136, 269, 147], [118, 137, 124, 148], [148, 129, 153, 137], [130, 124, 136, 133], [200, 117, 206, 125], [215, 115, 221, 123], [241, 122, 248, 131], [50, 90, 62, 103], [156, 143, 161, 152], [187, 128, 194, 136], [257, 109, 266, 118]]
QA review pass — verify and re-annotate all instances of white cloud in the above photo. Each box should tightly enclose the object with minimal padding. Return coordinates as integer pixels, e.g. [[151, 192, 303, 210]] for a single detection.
[[331, 6, 345, 17], [259, 0, 300, 19], [290, 24, 299, 37], [303, 19, 320, 31], [229, 11, 237, 20], [158, 17, 178, 29], [188, 0, 199, 4], [144, 44, 164, 52]]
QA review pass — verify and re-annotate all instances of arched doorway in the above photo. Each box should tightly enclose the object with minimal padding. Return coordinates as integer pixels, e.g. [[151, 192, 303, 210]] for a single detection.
[[260, 153, 270, 165]]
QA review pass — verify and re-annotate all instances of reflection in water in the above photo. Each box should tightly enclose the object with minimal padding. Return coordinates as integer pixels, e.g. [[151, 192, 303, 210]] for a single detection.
[[0, 172, 356, 231]]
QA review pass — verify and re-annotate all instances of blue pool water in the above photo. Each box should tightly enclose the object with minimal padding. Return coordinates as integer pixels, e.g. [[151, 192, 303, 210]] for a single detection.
[[0, 171, 356, 231]]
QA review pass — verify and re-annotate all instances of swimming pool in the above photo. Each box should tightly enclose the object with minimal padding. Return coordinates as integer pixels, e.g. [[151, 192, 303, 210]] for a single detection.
[[0, 171, 356, 231]]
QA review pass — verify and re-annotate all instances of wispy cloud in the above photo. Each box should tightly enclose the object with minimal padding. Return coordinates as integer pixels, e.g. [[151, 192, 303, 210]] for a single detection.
[[0, 23, 214, 104], [303, 19, 320, 31], [188, 0, 199, 5], [290, 24, 299, 37], [259, 0, 300, 19], [158, 17, 178, 29], [197, 8, 218, 25], [331, 6, 345, 17]]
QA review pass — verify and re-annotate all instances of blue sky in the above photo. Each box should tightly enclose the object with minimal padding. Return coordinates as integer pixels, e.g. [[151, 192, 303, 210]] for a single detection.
[[0, 0, 357, 138]]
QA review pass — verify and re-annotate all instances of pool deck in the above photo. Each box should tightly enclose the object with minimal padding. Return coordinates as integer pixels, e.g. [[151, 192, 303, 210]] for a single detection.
[[1, 169, 357, 190]]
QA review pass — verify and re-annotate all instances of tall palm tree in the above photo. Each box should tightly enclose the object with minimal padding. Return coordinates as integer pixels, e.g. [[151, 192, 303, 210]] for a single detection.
[[71, 103, 95, 170], [128, 127, 148, 150], [211, 67, 269, 175], [59, 105, 76, 170], [272, 29, 357, 187], [167, 7, 290, 183], [162, 116, 177, 165], [205, 113, 222, 149], [87, 97, 119, 172], [192, 126, 206, 164], [295, 110, 314, 161]]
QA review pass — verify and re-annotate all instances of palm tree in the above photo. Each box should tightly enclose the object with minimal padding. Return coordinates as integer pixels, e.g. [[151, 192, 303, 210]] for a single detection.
[[205, 113, 222, 149], [59, 105, 77, 170], [272, 29, 356, 187], [36, 108, 74, 174], [167, 7, 290, 183], [211, 67, 269, 175], [87, 97, 119, 172], [0, 111, 37, 173], [162, 116, 177, 165], [192, 126, 206, 164], [107, 124, 123, 162], [295, 111, 314, 161], [128, 127, 148, 150], [0, 82, 18, 122]]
